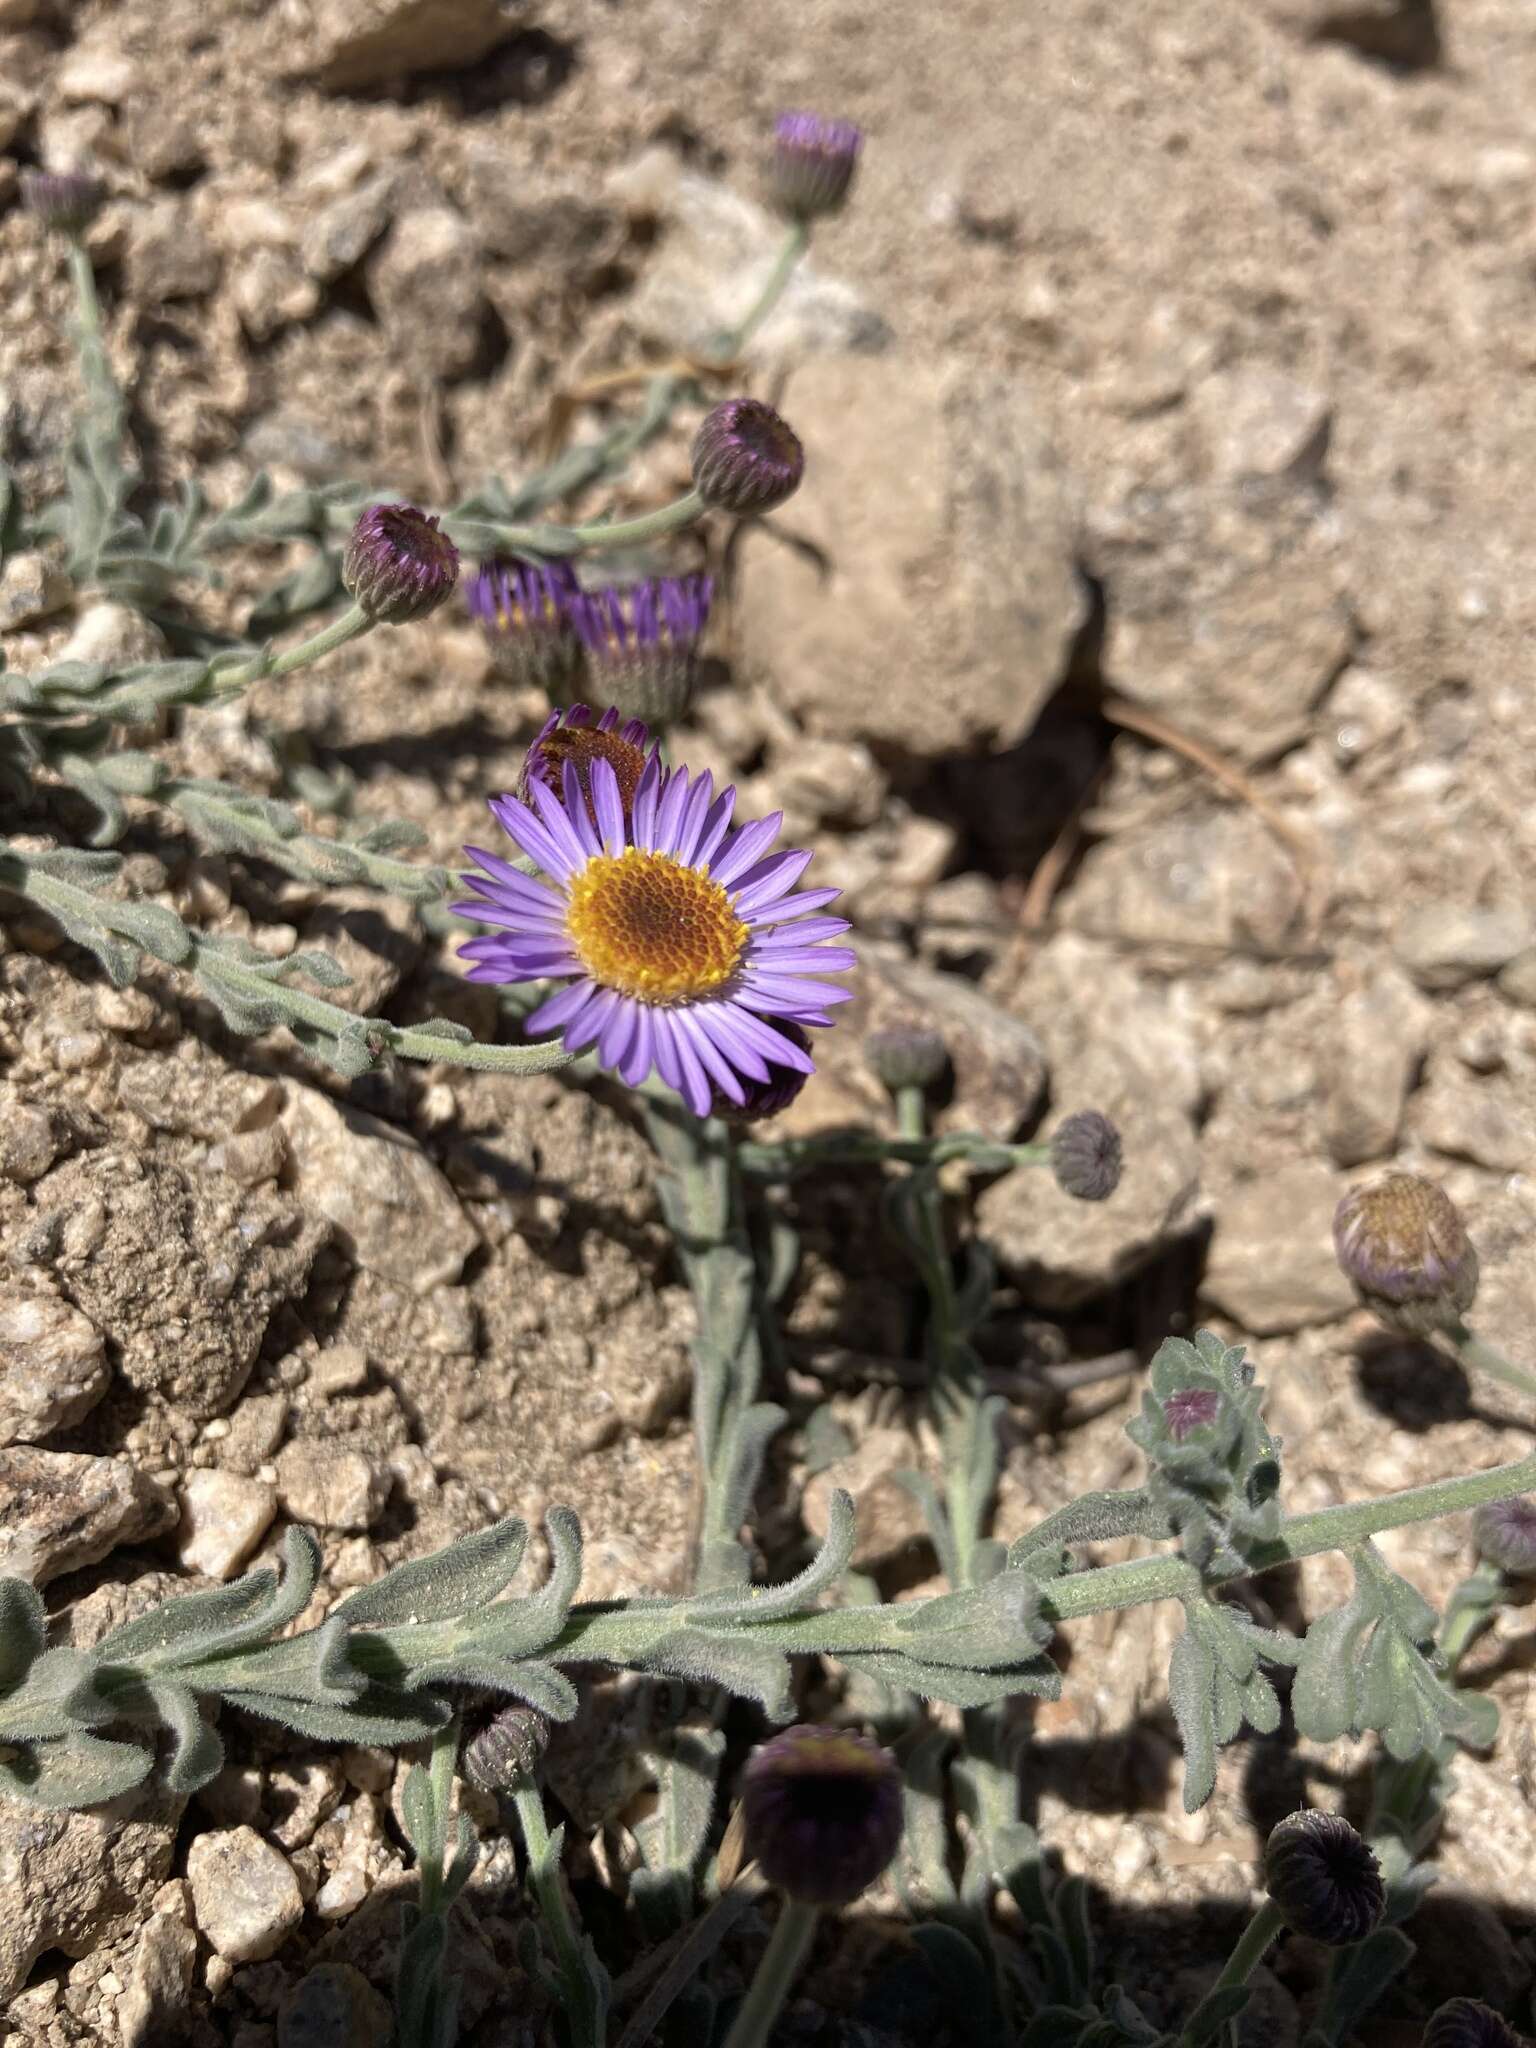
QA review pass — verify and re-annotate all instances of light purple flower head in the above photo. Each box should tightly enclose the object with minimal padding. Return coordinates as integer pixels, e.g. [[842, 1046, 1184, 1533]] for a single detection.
[[771, 111, 863, 221], [566, 572, 713, 726], [466, 558, 581, 692], [454, 755, 855, 1116]]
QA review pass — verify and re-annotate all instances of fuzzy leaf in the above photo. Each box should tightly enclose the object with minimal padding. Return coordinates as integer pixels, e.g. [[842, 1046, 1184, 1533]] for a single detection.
[[99, 1526, 320, 1669], [0, 1578, 47, 1691], [688, 1488, 855, 1625], [910, 1924, 1010, 2048], [219, 1683, 451, 1747], [0, 1730, 153, 1808], [1317, 1926, 1416, 2043], [1168, 1622, 1218, 1813], [336, 1518, 530, 1628]]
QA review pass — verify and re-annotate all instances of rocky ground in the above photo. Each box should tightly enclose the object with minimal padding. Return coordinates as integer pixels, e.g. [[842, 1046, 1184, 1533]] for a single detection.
[[3, 0, 1536, 2040]]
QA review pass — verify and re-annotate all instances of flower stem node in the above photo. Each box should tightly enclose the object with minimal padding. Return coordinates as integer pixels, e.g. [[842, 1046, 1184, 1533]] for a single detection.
[[1262, 1809, 1385, 1947], [1422, 1998, 1529, 2048], [770, 112, 864, 222], [342, 503, 460, 625], [741, 1723, 903, 1908], [691, 400, 805, 517], [1472, 1494, 1536, 1577], [864, 1022, 948, 1093], [1050, 1110, 1123, 1201], [21, 169, 106, 237], [1333, 1173, 1479, 1340]]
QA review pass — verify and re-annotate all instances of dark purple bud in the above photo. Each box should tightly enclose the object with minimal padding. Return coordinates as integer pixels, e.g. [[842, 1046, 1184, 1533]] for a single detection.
[[1263, 1810, 1384, 1947], [1422, 1998, 1527, 2048], [462, 1704, 550, 1793], [864, 1022, 948, 1093], [715, 1022, 812, 1125], [21, 169, 106, 237], [741, 1723, 903, 1908], [566, 573, 713, 726], [1050, 1111, 1123, 1202], [342, 503, 460, 625], [1164, 1387, 1221, 1443], [1472, 1494, 1536, 1578], [519, 703, 655, 825], [691, 399, 804, 517], [1333, 1174, 1479, 1340], [466, 557, 580, 692], [771, 111, 864, 222]]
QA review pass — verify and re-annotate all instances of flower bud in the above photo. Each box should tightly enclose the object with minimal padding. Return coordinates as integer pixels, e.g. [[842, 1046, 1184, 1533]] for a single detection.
[[342, 503, 460, 625], [691, 399, 804, 517], [1263, 1810, 1384, 1947], [466, 558, 580, 693], [1472, 1494, 1536, 1578], [864, 1022, 948, 1093], [1163, 1387, 1221, 1443], [1422, 1998, 1526, 2048], [741, 1723, 902, 1908], [566, 573, 712, 727], [715, 1022, 812, 1125], [1050, 1110, 1123, 1202], [1333, 1174, 1479, 1340], [21, 168, 106, 237], [770, 111, 863, 222], [462, 1705, 550, 1794]]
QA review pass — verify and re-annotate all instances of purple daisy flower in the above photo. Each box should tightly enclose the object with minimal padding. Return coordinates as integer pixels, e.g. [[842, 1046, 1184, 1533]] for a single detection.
[[466, 558, 581, 693], [771, 111, 863, 221], [566, 573, 713, 727], [454, 756, 855, 1117]]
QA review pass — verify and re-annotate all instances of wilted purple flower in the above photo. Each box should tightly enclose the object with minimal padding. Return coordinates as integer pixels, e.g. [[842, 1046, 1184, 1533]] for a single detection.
[[566, 573, 713, 726], [1423, 1998, 1526, 2048], [716, 1021, 813, 1124], [864, 1021, 948, 1093], [462, 1704, 549, 1793], [1164, 1387, 1221, 1443], [1473, 1494, 1536, 1578], [741, 1723, 902, 1907], [1333, 1173, 1479, 1340], [21, 168, 106, 236], [342, 504, 459, 625], [1263, 1810, 1384, 1947], [455, 756, 854, 1117], [519, 703, 655, 826], [771, 111, 863, 221], [1050, 1111, 1123, 1202], [692, 399, 805, 516], [466, 558, 580, 692]]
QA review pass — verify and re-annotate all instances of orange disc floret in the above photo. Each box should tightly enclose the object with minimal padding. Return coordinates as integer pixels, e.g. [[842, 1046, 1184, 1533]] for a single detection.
[[565, 848, 747, 1002]]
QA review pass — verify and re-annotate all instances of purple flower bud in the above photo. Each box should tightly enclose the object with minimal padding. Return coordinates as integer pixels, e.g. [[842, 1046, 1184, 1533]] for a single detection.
[[1164, 1387, 1221, 1443], [1263, 1810, 1384, 1947], [462, 1704, 550, 1793], [1472, 1494, 1536, 1578], [864, 1022, 948, 1093], [692, 399, 805, 517], [741, 1723, 903, 1908], [1333, 1174, 1479, 1340], [1050, 1111, 1123, 1202], [518, 703, 655, 827], [466, 557, 580, 692], [21, 169, 106, 237], [715, 1022, 812, 1125], [342, 503, 460, 625], [565, 573, 712, 726], [771, 111, 863, 222], [1423, 1998, 1526, 2048]]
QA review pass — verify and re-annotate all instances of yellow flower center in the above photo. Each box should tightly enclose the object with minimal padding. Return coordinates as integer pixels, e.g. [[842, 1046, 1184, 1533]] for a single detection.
[[565, 848, 747, 1002]]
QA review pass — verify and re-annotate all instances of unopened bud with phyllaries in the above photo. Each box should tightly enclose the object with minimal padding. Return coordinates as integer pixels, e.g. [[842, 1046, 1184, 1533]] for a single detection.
[[342, 503, 460, 626], [1332, 1172, 1479, 1340]]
